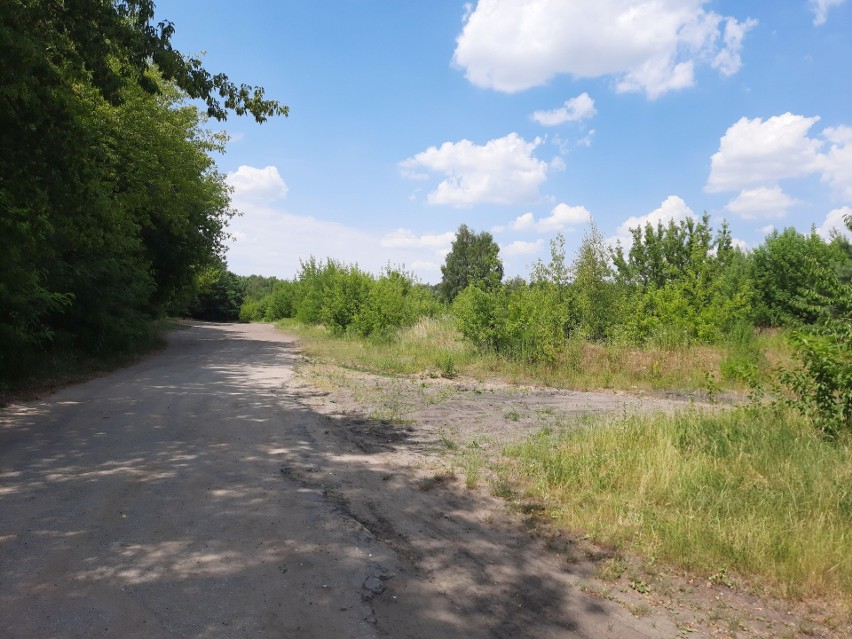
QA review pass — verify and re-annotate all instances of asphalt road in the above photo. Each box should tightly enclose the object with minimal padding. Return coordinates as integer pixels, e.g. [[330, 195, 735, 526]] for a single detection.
[[1, 322, 677, 638]]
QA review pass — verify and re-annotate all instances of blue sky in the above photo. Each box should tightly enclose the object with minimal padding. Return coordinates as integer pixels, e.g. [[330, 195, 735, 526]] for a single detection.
[[155, 0, 852, 283]]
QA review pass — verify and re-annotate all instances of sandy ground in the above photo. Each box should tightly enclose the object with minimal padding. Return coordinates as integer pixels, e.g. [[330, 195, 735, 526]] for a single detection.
[[0, 322, 842, 638]]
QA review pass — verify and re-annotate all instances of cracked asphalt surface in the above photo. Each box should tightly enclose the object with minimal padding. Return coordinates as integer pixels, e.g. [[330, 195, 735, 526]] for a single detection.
[[1, 322, 679, 638]]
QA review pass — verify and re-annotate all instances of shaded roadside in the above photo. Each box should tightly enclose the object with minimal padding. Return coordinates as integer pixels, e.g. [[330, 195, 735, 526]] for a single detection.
[[0, 322, 676, 637]]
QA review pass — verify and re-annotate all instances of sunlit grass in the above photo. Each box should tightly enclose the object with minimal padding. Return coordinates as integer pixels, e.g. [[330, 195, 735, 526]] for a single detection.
[[275, 315, 789, 393], [273, 316, 847, 610], [277, 315, 476, 378], [502, 407, 851, 608]]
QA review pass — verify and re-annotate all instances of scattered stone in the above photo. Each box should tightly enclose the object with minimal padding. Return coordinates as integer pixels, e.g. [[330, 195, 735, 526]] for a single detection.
[[363, 576, 385, 595]]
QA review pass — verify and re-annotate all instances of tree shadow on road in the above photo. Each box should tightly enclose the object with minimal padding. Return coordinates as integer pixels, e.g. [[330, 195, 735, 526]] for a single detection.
[[0, 322, 670, 638]]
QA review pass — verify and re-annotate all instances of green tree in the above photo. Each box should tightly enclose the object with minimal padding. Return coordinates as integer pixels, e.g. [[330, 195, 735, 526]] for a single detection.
[[188, 265, 246, 322], [0, 1, 286, 381], [613, 215, 752, 345], [531, 233, 571, 288], [439, 225, 503, 302], [749, 227, 848, 327], [572, 223, 620, 341], [3, 1, 286, 123], [353, 267, 435, 339], [452, 285, 506, 352], [242, 275, 281, 302], [613, 214, 718, 290]]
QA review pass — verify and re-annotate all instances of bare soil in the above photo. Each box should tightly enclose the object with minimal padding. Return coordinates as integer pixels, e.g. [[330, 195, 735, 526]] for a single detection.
[[0, 322, 844, 638]]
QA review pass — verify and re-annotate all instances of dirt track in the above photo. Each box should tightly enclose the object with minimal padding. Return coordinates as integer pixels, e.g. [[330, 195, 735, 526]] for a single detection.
[[0, 322, 804, 638]]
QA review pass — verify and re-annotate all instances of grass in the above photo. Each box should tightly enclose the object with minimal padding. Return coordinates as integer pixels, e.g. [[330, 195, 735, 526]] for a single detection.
[[276, 314, 849, 612], [277, 316, 477, 378], [276, 315, 789, 394], [501, 407, 851, 609], [0, 318, 178, 405], [461, 437, 490, 488]]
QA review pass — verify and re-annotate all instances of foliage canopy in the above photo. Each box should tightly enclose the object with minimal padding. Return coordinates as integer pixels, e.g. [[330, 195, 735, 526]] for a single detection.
[[0, 0, 286, 383], [439, 225, 504, 302]]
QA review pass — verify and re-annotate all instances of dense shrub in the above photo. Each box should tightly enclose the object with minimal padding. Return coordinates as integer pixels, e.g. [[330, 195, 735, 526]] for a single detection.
[[239, 298, 268, 323], [613, 215, 753, 345], [352, 269, 437, 339], [452, 282, 569, 363], [452, 285, 505, 352], [750, 228, 848, 327], [264, 280, 299, 321], [296, 259, 373, 334], [778, 327, 851, 438], [239, 259, 439, 340], [187, 267, 245, 322], [502, 284, 568, 362]]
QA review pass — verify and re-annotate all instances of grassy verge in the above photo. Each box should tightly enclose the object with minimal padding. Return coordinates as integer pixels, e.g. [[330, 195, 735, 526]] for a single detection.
[[277, 316, 476, 379], [280, 316, 848, 614], [0, 318, 179, 405], [501, 407, 851, 609], [276, 315, 789, 394]]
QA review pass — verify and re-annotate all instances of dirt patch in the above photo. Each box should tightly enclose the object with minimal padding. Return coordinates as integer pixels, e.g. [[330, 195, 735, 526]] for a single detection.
[[287, 356, 849, 639]]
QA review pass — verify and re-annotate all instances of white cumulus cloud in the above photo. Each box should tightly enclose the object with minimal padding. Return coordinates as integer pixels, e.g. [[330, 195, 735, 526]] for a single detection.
[[577, 130, 596, 148], [711, 16, 756, 75], [502, 239, 545, 256], [226, 209, 373, 279], [226, 165, 289, 201], [453, 0, 756, 99], [511, 203, 591, 233], [399, 133, 550, 207], [224, 209, 453, 284], [707, 113, 852, 202], [225, 202, 451, 283], [706, 113, 825, 193], [511, 212, 536, 231], [723, 186, 801, 220], [731, 237, 749, 251], [410, 260, 441, 273], [380, 229, 455, 251], [817, 207, 852, 241], [810, 0, 846, 25], [821, 126, 852, 199], [611, 195, 696, 247], [531, 93, 597, 126]]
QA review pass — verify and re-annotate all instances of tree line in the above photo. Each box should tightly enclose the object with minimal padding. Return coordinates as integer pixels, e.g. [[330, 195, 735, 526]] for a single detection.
[[236, 217, 849, 351], [230, 217, 850, 435], [0, 1, 285, 383]]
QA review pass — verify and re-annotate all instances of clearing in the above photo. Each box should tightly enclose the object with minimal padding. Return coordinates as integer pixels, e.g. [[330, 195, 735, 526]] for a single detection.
[[0, 322, 842, 638]]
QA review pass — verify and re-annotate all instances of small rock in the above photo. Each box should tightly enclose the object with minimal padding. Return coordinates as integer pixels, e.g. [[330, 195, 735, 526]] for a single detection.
[[363, 576, 385, 595]]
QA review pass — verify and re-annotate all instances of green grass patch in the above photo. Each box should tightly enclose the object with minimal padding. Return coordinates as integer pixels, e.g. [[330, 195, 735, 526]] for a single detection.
[[503, 407, 851, 607], [277, 315, 477, 377]]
